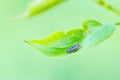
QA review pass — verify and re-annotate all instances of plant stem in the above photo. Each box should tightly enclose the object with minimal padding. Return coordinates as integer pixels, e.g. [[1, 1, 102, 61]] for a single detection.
[[93, 0, 120, 16]]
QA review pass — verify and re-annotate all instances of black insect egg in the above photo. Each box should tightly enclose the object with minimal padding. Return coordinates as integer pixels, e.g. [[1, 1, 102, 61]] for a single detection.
[[66, 43, 80, 53]]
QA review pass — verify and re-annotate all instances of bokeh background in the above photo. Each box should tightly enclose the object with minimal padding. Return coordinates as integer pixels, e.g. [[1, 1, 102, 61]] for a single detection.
[[0, 0, 120, 80]]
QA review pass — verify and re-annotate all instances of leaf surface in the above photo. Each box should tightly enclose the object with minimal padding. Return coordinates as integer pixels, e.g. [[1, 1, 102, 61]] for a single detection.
[[26, 29, 86, 56], [81, 23, 115, 49]]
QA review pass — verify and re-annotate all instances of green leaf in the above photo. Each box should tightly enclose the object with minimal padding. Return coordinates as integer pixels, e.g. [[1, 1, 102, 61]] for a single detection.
[[81, 23, 115, 49], [28, 0, 65, 16], [26, 20, 116, 56], [16, 0, 65, 20], [26, 29, 86, 56], [83, 20, 102, 32], [83, 20, 102, 34]]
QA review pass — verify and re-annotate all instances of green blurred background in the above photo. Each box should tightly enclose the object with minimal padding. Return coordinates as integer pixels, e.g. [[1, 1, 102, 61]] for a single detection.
[[0, 0, 120, 80]]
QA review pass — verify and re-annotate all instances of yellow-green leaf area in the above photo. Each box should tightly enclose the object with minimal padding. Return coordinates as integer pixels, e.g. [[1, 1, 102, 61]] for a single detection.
[[28, 0, 65, 16], [27, 29, 86, 56], [83, 20, 102, 32]]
